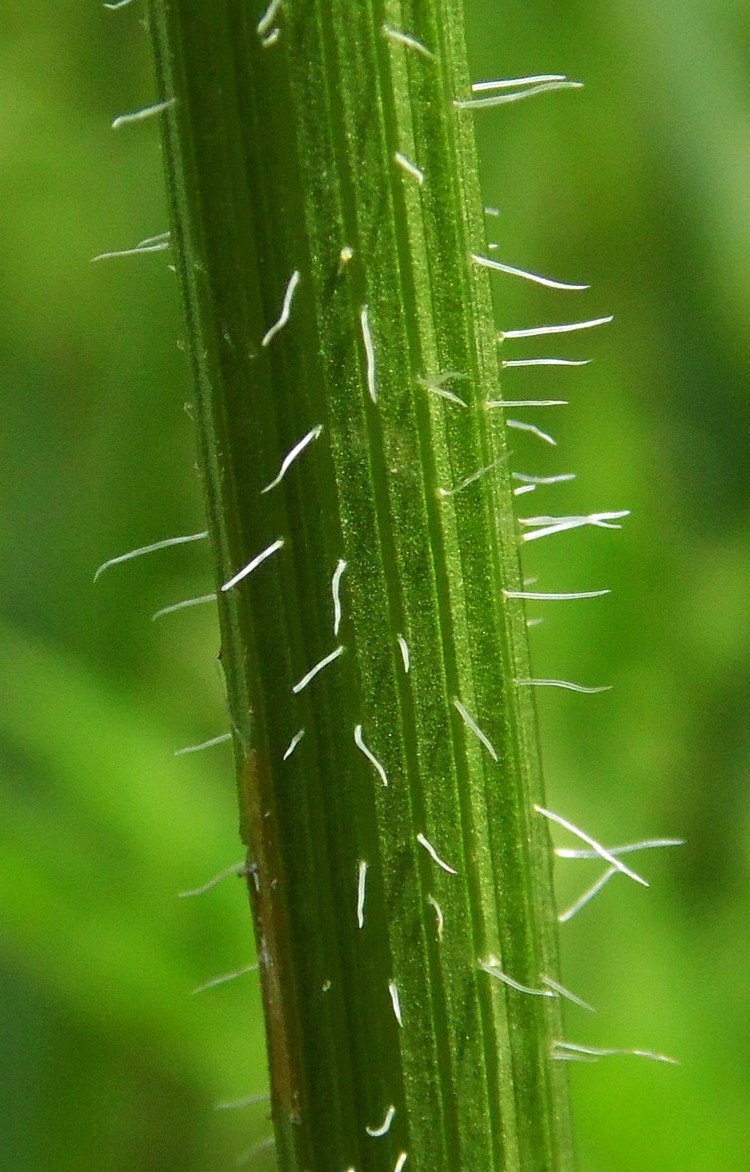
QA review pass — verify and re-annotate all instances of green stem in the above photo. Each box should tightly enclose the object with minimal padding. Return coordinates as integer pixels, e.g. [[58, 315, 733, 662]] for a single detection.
[[146, 1, 574, 1167]]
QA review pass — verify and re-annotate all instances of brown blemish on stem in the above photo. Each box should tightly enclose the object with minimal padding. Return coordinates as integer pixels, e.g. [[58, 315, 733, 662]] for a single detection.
[[240, 748, 303, 1127]]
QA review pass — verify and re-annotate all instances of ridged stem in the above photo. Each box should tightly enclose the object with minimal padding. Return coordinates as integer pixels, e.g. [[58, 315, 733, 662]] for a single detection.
[[146, 1, 574, 1168]]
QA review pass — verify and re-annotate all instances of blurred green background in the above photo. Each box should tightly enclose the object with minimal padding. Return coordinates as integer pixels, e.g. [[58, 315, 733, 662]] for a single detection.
[[1, 1, 748, 1169]]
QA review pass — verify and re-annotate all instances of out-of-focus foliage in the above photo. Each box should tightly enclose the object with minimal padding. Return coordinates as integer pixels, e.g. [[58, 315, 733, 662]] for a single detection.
[[1, 1, 747, 1169]]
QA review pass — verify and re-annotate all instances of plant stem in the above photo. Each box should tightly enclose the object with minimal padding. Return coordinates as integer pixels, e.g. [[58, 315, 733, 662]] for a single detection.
[[146, 1, 574, 1167]]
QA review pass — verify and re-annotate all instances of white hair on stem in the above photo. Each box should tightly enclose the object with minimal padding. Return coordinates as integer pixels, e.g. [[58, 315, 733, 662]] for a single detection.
[[382, 24, 434, 59], [540, 976, 595, 1012], [534, 804, 649, 886], [94, 530, 207, 582], [152, 593, 217, 621], [365, 1101, 396, 1139], [394, 1153, 409, 1172], [134, 231, 171, 247], [557, 837, 685, 860], [366, 1103, 396, 1137], [487, 399, 568, 408], [551, 1049, 599, 1064], [360, 305, 377, 402], [260, 425, 322, 494], [517, 678, 611, 694], [506, 419, 557, 446], [261, 269, 301, 347], [174, 732, 232, 757], [388, 980, 403, 1027], [356, 860, 368, 929], [479, 957, 555, 998], [418, 370, 469, 407], [354, 725, 389, 786], [214, 1092, 270, 1111], [257, 0, 282, 36], [428, 385, 468, 408], [260, 27, 281, 48], [452, 698, 498, 761], [513, 472, 576, 486], [437, 458, 503, 498], [503, 589, 610, 601], [454, 79, 582, 110], [520, 511, 630, 542], [178, 860, 246, 899], [481, 960, 594, 1010], [291, 645, 344, 694], [472, 252, 588, 292], [91, 239, 170, 262], [192, 962, 259, 995], [558, 867, 617, 923], [282, 728, 306, 760], [221, 537, 284, 591], [556, 838, 685, 923], [472, 73, 568, 91], [502, 357, 590, 368], [112, 97, 175, 129], [427, 894, 444, 941], [331, 558, 348, 637], [520, 512, 629, 530], [551, 1041, 677, 1065], [395, 151, 425, 185], [501, 315, 613, 340], [397, 635, 410, 673], [416, 832, 458, 875]]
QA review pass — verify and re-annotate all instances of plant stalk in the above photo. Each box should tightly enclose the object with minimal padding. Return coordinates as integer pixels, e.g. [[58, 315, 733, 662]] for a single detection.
[[146, 1, 574, 1167]]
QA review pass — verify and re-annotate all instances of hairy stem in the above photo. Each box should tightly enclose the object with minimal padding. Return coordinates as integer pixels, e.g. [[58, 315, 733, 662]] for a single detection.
[[146, 1, 574, 1167]]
